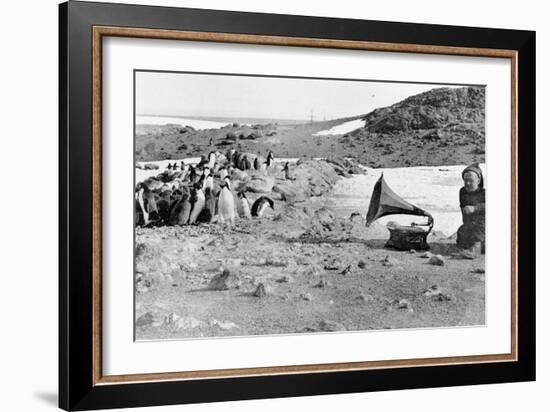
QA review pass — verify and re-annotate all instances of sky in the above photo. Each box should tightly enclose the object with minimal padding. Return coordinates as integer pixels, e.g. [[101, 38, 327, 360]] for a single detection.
[[136, 71, 462, 121]]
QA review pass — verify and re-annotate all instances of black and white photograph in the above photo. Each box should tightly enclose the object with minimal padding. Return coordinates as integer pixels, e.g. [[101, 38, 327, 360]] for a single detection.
[[134, 71, 487, 340]]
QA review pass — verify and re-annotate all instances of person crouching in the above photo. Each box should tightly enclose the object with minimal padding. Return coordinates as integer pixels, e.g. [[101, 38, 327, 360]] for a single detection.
[[457, 163, 485, 258]]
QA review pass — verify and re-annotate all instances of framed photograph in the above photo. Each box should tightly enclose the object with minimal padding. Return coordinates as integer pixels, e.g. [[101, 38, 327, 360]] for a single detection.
[[59, 1, 535, 410]]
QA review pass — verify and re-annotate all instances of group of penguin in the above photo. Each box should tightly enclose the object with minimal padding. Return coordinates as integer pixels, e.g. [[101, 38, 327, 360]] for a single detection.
[[135, 149, 278, 227]]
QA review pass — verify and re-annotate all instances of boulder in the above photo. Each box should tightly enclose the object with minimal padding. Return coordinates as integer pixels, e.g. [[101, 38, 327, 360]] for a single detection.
[[318, 320, 346, 332], [253, 283, 268, 297], [428, 254, 445, 266], [246, 176, 275, 193], [273, 181, 309, 202], [207, 269, 241, 290], [231, 169, 249, 181]]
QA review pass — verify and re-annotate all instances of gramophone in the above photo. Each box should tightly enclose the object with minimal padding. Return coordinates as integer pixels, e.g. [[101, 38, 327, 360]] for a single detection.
[[366, 174, 434, 250]]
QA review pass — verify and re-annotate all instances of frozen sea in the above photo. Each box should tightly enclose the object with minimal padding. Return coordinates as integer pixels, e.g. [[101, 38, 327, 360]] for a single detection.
[[137, 116, 229, 130]]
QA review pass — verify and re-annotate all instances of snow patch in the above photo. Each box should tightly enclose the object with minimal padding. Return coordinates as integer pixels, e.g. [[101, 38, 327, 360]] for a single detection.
[[314, 119, 365, 136]]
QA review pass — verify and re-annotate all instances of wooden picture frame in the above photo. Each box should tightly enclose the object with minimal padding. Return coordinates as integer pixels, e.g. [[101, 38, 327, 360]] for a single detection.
[[59, 1, 535, 410]]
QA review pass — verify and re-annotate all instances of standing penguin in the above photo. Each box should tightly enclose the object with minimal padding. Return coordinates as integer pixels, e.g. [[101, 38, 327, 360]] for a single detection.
[[237, 191, 252, 219], [168, 191, 191, 225], [188, 183, 205, 225], [283, 162, 292, 180], [188, 166, 197, 185], [207, 152, 216, 169], [217, 177, 236, 225], [267, 151, 274, 164], [251, 196, 274, 218], [238, 155, 247, 170], [167, 163, 173, 170], [136, 183, 159, 226], [218, 167, 228, 181], [253, 157, 260, 170], [197, 187, 217, 223]]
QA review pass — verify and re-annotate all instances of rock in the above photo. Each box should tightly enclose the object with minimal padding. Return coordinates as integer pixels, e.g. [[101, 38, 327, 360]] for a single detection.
[[324, 258, 343, 270], [420, 251, 433, 259], [221, 258, 245, 268], [276, 275, 293, 283], [472, 268, 485, 274], [357, 260, 366, 269], [135, 273, 154, 293], [397, 299, 411, 309], [357, 293, 373, 302], [349, 212, 364, 224], [246, 176, 275, 193], [423, 285, 442, 297], [313, 207, 335, 226], [381, 255, 399, 267], [428, 254, 445, 266], [209, 319, 238, 330], [318, 320, 346, 332], [273, 181, 309, 203], [303, 267, 321, 277], [207, 269, 241, 290], [409, 249, 416, 254], [315, 278, 330, 288], [265, 257, 288, 267], [231, 169, 249, 181], [136, 312, 155, 328], [163, 312, 203, 330], [434, 293, 453, 301], [253, 283, 268, 297], [141, 163, 159, 170], [423, 285, 453, 301], [340, 265, 352, 276], [300, 293, 313, 301]]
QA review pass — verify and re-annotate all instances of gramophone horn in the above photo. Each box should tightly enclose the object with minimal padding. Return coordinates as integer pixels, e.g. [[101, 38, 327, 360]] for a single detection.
[[366, 174, 432, 226]]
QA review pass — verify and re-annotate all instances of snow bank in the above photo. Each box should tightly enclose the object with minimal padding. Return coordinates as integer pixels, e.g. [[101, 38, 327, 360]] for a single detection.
[[305, 164, 486, 237], [314, 119, 365, 136]]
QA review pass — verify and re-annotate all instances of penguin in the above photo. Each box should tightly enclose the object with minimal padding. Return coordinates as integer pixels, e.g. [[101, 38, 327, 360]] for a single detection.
[[253, 157, 260, 170], [172, 162, 178, 171], [188, 165, 197, 185], [202, 171, 214, 192], [188, 183, 205, 225], [267, 151, 274, 164], [207, 151, 216, 169], [251, 196, 274, 218], [135, 183, 159, 226], [156, 190, 173, 223], [217, 177, 236, 225], [167, 162, 173, 170], [241, 155, 252, 170], [168, 191, 191, 225], [219, 167, 228, 181], [237, 191, 252, 219], [226, 148, 236, 166], [180, 161, 185, 171], [283, 162, 292, 180], [198, 187, 217, 223]]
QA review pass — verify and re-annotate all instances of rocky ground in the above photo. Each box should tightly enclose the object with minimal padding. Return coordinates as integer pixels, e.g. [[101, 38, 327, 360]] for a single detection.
[[135, 210, 485, 340]]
